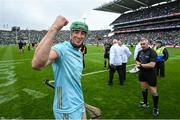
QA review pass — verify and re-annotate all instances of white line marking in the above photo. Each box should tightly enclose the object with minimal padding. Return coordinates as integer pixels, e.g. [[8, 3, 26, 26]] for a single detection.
[[0, 59, 30, 63], [0, 55, 179, 63], [82, 64, 135, 76], [82, 56, 180, 77], [0, 53, 102, 63], [22, 88, 48, 99], [0, 94, 19, 104], [82, 70, 107, 76], [0, 63, 20, 88]]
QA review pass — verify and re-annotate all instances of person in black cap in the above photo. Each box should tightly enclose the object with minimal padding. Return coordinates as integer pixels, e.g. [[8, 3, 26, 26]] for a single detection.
[[153, 40, 169, 77]]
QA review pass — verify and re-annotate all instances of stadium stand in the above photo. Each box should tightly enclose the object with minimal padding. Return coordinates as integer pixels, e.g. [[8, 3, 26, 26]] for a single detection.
[[0, 0, 179, 46], [94, 0, 180, 46], [0, 29, 110, 45]]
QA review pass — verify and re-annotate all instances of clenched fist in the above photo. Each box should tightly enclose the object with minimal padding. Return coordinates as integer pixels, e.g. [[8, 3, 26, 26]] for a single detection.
[[51, 15, 69, 32]]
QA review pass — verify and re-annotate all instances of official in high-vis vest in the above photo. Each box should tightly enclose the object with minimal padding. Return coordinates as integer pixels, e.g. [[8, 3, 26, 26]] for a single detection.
[[153, 40, 169, 77]]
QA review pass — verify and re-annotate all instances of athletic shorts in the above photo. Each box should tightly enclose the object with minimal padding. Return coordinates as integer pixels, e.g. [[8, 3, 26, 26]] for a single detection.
[[104, 53, 109, 59], [19, 45, 23, 49], [54, 106, 85, 120], [138, 70, 157, 87]]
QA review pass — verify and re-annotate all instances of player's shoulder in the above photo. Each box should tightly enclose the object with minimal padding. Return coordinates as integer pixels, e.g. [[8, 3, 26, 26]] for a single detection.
[[138, 49, 143, 53], [149, 47, 156, 53], [149, 48, 157, 56]]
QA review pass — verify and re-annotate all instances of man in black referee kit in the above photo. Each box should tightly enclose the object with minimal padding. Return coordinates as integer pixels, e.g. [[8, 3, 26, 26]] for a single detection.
[[136, 38, 159, 116]]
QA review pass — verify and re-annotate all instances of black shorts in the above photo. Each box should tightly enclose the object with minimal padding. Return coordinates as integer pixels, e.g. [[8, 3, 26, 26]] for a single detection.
[[138, 70, 157, 87], [19, 45, 23, 49], [104, 53, 109, 59]]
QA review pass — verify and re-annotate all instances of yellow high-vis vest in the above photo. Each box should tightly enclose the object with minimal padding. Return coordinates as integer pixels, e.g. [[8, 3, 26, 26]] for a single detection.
[[153, 46, 165, 61]]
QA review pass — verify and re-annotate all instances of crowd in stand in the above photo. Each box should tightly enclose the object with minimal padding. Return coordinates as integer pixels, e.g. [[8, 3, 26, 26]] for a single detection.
[[112, 30, 180, 45], [0, 29, 110, 45], [86, 30, 110, 44], [0, 29, 179, 46], [108, 0, 180, 46], [112, 0, 180, 24], [114, 21, 180, 32]]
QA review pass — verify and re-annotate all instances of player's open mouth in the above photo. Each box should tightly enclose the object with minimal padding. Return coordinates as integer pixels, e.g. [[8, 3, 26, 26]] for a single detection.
[[75, 39, 82, 43]]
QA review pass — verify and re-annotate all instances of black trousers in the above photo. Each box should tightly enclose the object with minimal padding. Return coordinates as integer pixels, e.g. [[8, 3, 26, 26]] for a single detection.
[[109, 65, 123, 85], [122, 63, 126, 81], [156, 61, 165, 77]]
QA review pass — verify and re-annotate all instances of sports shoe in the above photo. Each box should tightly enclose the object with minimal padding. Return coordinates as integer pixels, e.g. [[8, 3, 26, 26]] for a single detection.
[[152, 108, 159, 116], [138, 101, 149, 108], [129, 67, 139, 73]]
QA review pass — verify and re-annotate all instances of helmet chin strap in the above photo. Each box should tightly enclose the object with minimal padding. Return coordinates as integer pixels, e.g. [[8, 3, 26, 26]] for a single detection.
[[70, 40, 83, 49]]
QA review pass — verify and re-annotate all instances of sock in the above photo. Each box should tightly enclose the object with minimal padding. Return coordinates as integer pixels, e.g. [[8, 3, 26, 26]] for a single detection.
[[152, 93, 159, 109], [142, 89, 148, 104], [104, 61, 106, 68]]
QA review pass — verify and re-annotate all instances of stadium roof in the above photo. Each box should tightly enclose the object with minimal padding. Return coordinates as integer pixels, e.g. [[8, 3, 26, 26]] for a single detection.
[[94, 0, 171, 14]]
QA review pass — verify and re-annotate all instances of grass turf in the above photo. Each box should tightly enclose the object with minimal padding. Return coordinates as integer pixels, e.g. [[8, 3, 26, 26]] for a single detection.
[[0, 44, 180, 119]]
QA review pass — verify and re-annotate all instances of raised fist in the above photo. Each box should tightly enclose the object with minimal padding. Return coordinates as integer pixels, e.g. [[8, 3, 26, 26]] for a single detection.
[[51, 15, 69, 31]]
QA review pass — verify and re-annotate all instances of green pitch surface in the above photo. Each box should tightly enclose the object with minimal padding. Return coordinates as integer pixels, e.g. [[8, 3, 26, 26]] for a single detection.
[[0, 45, 180, 119]]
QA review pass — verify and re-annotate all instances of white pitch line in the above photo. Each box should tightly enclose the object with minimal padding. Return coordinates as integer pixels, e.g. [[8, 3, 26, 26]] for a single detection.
[[0, 53, 102, 63], [82, 64, 135, 76], [0, 59, 31, 63], [82, 69, 107, 76], [81, 55, 180, 76], [82, 56, 180, 77], [1, 55, 179, 63]]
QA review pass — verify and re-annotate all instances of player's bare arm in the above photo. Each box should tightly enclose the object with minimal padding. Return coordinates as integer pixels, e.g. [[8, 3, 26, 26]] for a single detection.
[[141, 62, 156, 68], [32, 15, 69, 70], [44, 49, 59, 67], [136, 61, 141, 65], [136, 61, 156, 68]]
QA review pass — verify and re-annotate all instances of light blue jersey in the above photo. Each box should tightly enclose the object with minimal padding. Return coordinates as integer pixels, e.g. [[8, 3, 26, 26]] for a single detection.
[[52, 41, 84, 115]]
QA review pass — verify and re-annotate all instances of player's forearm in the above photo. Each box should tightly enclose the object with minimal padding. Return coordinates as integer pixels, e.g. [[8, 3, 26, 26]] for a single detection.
[[136, 61, 155, 68], [136, 61, 141, 65], [32, 27, 58, 69], [32, 15, 68, 70], [141, 62, 156, 68]]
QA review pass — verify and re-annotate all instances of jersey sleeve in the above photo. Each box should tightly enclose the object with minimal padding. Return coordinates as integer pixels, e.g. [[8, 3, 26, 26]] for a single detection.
[[51, 43, 65, 61], [125, 46, 132, 58], [150, 50, 157, 62], [136, 51, 141, 62]]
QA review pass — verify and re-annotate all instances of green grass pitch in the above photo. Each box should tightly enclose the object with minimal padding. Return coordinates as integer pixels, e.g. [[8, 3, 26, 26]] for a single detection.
[[0, 44, 180, 119]]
